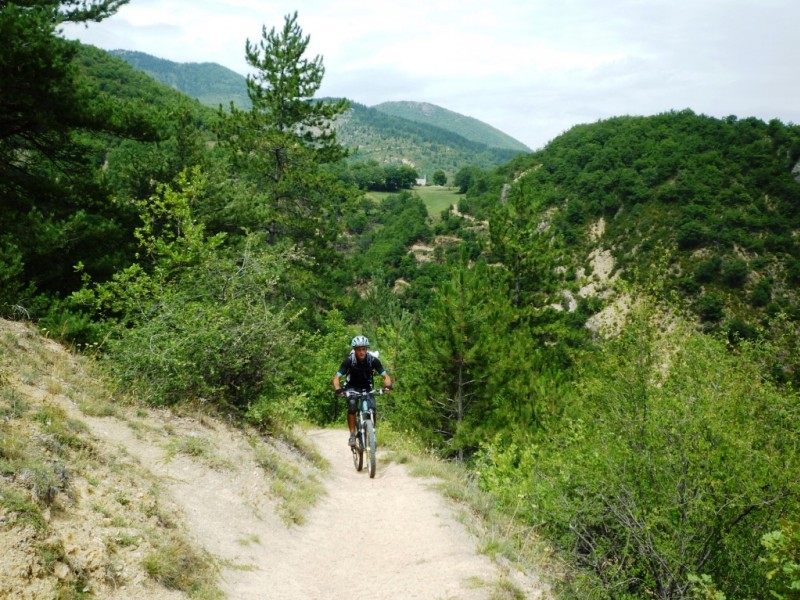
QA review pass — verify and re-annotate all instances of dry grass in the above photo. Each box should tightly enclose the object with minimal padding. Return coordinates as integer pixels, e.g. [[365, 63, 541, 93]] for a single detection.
[[143, 532, 221, 598], [250, 433, 328, 526]]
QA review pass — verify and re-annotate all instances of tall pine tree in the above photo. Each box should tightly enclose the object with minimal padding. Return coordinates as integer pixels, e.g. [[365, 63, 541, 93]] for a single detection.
[[217, 12, 356, 257], [410, 259, 492, 460]]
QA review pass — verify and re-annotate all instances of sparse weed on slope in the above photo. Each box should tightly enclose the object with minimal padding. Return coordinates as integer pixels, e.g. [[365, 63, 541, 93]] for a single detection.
[[250, 429, 329, 526]]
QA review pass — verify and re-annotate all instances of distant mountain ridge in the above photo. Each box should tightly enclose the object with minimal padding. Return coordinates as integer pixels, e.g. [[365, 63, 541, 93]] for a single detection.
[[335, 101, 523, 176], [109, 50, 251, 109], [108, 49, 530, 177], [374, 101, 530, 153]]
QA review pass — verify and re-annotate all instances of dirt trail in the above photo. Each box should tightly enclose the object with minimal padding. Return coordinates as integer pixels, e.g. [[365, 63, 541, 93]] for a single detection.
[[1, 318, 545, 598], [84, 411, 542, 599], [254, 428, 498, 600]]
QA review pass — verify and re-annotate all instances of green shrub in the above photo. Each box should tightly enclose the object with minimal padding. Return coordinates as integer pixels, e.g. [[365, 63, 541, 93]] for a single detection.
[[749, 278, 772, 307], [721, 258, 749, 287], [677, 220, 707, 249], [76, 171, 304, 425], [693, 256, 721, 284], [696, 293, 725, 322], [726, 317, 757, 342], [476, 303, 800, 598]]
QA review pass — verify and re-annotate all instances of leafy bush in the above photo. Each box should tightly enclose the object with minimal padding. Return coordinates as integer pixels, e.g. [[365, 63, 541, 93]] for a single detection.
[[748, 278, 772, 307], [721, 258, 749, 288], [726, 316, 757, 342], [761, 519, 800, 599], [693, 256, 721, 284], [677, 219, 708, 249], [76, 170, 304, 426], [696, 293, 725, 322]]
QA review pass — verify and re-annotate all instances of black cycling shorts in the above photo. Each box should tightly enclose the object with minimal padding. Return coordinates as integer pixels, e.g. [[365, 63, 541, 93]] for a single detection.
[[346, 392, 376, 415]]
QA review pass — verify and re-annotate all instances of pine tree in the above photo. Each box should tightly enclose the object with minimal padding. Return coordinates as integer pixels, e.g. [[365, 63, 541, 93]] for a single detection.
[[244, 11, 349, 162], [489, 180, 556, 309], [0, 1, 135, 312], [412, 259, 491, 460], [217, 12, 356, 257]]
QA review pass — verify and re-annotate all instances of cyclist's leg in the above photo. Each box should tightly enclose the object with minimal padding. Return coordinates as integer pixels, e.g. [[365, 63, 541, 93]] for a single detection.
[[347, 393, 357, 446]]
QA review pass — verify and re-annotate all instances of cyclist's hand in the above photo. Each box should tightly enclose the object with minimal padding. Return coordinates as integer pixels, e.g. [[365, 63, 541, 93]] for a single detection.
[[335, 388, 346, 397], [384, 385, 393, 392]]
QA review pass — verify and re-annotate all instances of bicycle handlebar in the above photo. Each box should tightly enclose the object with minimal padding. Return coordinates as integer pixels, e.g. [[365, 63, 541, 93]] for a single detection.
[[342, 388, 389, 397]]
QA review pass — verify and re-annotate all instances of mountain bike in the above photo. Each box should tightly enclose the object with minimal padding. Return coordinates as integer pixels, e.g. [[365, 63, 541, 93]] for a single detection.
[[343, 388, 385, 479]]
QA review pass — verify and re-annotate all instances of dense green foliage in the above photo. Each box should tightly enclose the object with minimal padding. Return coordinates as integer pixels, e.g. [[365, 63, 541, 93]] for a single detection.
[[74, 171, 302, 419], [3, 6, 799, 597], [0, 1, 168, 317], [336, 160, 419, 192], [476, 302, 799, 598]]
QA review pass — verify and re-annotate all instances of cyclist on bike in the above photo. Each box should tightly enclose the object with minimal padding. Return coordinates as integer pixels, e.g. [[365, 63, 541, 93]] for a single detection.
[[333, 335, 392, 447]]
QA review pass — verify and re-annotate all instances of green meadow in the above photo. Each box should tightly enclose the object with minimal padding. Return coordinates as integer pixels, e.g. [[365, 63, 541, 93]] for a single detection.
[[365, 186, 460, 220]]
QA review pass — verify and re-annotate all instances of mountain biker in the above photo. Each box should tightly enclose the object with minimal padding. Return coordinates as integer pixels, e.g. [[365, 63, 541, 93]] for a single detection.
[[333, 335, 392, 447]]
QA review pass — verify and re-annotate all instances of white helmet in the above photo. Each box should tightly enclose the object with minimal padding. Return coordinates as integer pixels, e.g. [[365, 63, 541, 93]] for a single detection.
[[350, 335, 370, 348]]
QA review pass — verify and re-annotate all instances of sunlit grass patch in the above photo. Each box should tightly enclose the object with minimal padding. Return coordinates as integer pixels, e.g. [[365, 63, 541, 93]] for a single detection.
[[0, 484, 46, 531], [251, 438, 325, 526], [236, 533, 260, 546], [78, 396, 120, 418], [33, 405, 95, 457], [143, 531, 222, 598], [414, 185, 460, 220], [280, 426, 329, 472], [164, 433, 232, 471], [0, 388, 29, 419], [488, 576, 527, 600]]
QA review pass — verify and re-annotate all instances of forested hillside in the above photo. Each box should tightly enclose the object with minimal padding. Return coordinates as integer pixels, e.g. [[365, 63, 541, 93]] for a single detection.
[[109, 49, 251, 109], [109, 49, 525, 180], [335, 101, 522, 179], [3, 3, 799, 599], [467, 111, 800, 356]]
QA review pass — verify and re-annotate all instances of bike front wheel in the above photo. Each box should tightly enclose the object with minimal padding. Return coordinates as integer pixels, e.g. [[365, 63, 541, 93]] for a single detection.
[[365, 420, 376, 478]]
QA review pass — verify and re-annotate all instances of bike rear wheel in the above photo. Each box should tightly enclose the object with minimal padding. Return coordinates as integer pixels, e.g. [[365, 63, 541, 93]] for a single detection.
[[365, 420, 376, 478], [352, 433, 364, 472]]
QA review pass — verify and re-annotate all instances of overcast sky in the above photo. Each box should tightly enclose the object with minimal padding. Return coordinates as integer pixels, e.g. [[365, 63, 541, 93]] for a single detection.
[[61, 0, 799, 150]]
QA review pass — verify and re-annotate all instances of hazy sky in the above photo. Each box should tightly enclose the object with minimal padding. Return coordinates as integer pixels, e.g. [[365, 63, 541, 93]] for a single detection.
[[61, 0, 799, 150]]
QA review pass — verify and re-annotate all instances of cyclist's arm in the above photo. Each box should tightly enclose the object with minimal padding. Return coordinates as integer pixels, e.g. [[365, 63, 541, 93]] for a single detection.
[[333, 357, 350, 391], [382, 372, 392, 389]]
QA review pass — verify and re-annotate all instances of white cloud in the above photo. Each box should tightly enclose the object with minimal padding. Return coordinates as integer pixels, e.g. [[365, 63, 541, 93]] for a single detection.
[[61, 0, 800, 150]]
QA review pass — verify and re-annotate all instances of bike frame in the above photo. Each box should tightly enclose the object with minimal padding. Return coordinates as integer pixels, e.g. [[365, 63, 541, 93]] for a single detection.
[[356, 394, 374, 442], [344, 389, 383, 478]]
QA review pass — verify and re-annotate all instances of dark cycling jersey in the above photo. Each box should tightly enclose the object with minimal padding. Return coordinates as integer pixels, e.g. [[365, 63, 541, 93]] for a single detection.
[[337, 353, 386, 390]]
